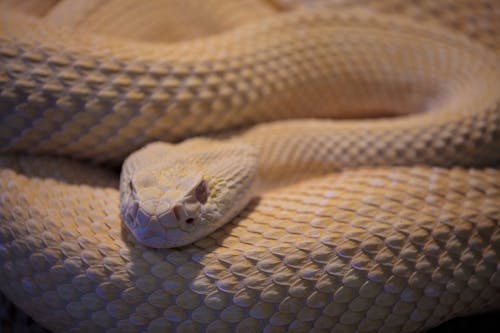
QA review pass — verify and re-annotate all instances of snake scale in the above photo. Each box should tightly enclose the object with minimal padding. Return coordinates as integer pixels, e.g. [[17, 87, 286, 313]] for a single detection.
[[0, 0, 500, 332]]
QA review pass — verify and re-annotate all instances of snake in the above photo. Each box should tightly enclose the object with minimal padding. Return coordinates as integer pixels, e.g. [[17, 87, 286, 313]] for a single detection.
[[0, 0, 500, 332]]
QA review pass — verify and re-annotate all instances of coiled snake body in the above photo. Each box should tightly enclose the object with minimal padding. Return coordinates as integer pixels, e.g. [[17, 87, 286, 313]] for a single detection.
[[0, 1, 500, 332]]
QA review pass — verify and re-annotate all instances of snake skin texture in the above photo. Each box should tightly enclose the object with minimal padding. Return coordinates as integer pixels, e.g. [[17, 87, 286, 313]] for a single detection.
[[1, 158, 500, 333], [1, 3, 499, 164], [43, 0, 276, 43], [0, 0, 500, 332], [270, 0, 500, 52]]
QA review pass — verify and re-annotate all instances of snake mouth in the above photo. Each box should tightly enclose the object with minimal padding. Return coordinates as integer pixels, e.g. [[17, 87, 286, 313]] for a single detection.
[[122, 205, 200, 248], [131, 216, 192, 248], [121, 187, 204, 247], [126, 202, 201, 227]]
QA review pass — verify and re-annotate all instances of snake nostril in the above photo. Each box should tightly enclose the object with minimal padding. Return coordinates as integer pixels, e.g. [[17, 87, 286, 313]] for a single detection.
[[186, 218, 194, 224]]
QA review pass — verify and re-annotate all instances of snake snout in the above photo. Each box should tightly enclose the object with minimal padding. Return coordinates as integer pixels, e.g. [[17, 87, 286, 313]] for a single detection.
[[134, 201, 198, 230], [129, 203, 199, 248]]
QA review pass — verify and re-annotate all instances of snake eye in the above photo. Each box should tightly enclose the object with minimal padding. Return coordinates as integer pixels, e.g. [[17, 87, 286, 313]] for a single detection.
[[194, 180, 209, 204]]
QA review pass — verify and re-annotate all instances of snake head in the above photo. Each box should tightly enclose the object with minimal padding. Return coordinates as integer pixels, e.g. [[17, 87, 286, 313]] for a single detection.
[[120, 142, 259, 248]]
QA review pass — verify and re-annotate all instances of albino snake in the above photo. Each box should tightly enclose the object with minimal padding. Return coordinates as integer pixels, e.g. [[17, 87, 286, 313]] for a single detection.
[[0, 0, 500, 332]]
